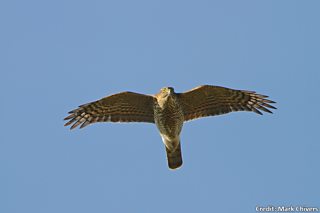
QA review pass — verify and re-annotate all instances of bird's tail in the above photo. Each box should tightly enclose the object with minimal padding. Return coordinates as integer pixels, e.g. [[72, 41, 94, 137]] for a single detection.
[[165, 142, 183, 169]]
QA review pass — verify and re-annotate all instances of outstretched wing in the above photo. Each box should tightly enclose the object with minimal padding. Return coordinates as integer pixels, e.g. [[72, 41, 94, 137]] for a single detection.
[[178, 85, 276, 121], [64, 92, 156, 129]]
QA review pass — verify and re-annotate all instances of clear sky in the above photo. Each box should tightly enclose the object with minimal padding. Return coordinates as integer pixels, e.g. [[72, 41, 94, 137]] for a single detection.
[[1, 0, 319, 212]]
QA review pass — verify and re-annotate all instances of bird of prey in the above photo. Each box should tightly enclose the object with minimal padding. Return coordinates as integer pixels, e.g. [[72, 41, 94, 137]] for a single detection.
[[64, 85, 276, 169]]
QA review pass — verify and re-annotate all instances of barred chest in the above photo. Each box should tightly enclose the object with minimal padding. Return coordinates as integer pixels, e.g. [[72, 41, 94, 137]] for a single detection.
[[154, 96, 184, 138]]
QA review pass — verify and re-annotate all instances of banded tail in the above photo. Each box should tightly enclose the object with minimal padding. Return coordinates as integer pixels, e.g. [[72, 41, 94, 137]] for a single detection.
[[165, 143, 183, 169]]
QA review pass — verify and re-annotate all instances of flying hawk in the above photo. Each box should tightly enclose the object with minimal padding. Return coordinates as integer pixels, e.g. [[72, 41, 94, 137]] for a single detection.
[[64, 85, 276, 169]]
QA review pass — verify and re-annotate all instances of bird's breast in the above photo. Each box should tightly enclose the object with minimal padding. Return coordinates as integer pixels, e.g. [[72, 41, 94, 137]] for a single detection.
[[154, 99, 184, 138]]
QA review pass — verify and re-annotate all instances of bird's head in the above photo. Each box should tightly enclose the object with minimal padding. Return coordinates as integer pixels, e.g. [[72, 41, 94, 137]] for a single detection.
[[159, 87, 175, 98]]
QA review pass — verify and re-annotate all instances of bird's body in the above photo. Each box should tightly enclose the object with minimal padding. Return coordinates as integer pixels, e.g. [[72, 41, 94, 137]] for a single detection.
[[64, 85, 276, 169], [154, 87, 184, 168]]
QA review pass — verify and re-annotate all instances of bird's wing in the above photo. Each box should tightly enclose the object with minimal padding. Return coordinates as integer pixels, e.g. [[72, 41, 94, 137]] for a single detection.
[[64, 92, 156, 129], [178, 85, 276, 121]]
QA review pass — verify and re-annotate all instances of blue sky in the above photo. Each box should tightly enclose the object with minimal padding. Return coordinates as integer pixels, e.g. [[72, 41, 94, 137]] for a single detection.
[[1, 0, 319, 212]]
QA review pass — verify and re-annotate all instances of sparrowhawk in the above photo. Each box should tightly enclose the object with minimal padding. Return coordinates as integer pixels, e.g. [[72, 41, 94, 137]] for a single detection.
[[64, 85, 276, 169]]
